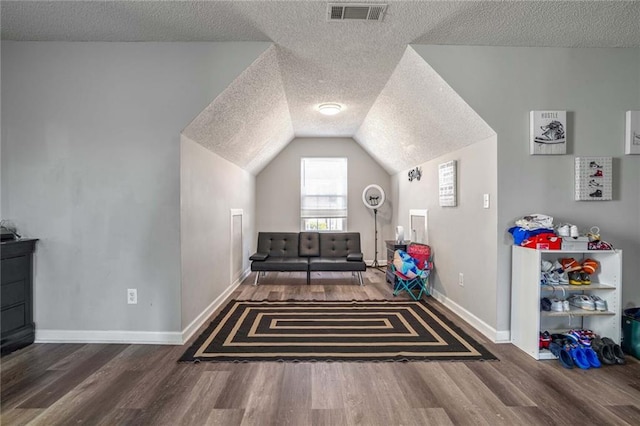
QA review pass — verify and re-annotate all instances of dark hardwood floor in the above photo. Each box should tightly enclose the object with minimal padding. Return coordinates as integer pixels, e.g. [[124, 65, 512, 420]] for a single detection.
[[2, 269, 640, 425]]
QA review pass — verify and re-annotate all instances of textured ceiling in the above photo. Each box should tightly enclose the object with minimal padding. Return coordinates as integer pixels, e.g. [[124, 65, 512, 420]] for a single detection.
[[356, 46, 496, 174], [3, 1, 639, 174]]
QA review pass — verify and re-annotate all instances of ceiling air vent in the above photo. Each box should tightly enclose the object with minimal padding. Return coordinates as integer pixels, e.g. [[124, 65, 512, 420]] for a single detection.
[[328, 3, 387, 22]]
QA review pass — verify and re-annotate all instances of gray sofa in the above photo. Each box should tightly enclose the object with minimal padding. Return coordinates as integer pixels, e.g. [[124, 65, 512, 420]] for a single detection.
[[250, 232, 366, 285]]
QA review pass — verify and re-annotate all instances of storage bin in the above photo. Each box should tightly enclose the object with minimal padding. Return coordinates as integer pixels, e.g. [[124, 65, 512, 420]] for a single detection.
[[622, 308, 640, 360]]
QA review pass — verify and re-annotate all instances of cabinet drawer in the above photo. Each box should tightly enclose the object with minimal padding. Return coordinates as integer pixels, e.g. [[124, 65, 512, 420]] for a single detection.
[[1, 256, 28, 284], [1, 304, 26, 333], [1, 280, 26, 308]]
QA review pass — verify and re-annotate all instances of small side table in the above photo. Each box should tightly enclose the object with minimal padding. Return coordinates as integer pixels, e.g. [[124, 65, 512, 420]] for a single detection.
[[385, 240, 409, 287]]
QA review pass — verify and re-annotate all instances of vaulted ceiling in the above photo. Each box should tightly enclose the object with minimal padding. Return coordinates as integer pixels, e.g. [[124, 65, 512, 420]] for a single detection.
[[3, 1, 639, 174]]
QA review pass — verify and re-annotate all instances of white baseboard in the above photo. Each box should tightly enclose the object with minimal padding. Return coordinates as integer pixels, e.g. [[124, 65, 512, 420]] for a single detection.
[[36, 329, 183, 345], [180, 267, 250, 344], [366, 259, 387, 267], [430, 288, 511, 343], [35, 268, 251, 346]]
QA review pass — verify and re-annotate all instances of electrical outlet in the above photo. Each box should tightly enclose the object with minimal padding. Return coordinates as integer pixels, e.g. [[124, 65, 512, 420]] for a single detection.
[[483, 193, 490, 209], [458, 273, 464, 287], [127, 288, 137, 304]]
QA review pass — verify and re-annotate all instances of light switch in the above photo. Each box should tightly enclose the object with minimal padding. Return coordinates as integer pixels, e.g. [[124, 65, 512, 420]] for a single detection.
[[483, 194, 490, 209]]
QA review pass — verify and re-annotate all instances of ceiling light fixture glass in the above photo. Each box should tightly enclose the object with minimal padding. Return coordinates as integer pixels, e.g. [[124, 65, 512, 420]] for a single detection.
[[318, 103, 342, 116]]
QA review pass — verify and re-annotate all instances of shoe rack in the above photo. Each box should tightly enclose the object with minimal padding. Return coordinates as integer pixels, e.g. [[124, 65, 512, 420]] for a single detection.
[[510, 246, 622, 360]]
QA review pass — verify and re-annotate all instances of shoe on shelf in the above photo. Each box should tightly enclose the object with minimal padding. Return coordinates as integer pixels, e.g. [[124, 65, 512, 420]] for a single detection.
[[539, 331, 552, 349], [552, 260, 564, 272], [590, 189, 603, 197], [568, 294, 596, 311], [590, 161, 602, 169], [591, 170, 603, 177], [582, 258, 599, 274], [570, 225, 579, 237], [545, 271, 560, 286], [541, 260, 554, 272], [589, 179, 603, 187], [589, 295, 607, 311], [540, 297, 552, 311], [557, 224, 571, 237], [568, 271, 583, 285], [562, 300, 570, 312], [580, 272, 591, 284], [550, 298, 565, 312], [557, 271, 570, 285], [560, 258, 582, 272]]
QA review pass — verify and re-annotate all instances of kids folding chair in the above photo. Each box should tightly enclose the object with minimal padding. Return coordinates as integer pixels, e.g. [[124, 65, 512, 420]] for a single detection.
[[391, 243, 433, 300]]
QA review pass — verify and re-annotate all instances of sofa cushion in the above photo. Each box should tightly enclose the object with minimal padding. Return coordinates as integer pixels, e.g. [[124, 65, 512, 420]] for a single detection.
[[309, 257, 366, 272], [251, 257, 309, 272], [347, 253, 363, 262], [319, 232, 362, 258], [256, 232, 300, 257], [299, 232, 320, 257], [249, 252, 269, 261]]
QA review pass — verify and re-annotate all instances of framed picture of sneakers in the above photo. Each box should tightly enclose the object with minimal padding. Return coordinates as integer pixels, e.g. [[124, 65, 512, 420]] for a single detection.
[[574, 156, 612, 201], [625, 111, 640, 155], [530, 110, 567, 155]]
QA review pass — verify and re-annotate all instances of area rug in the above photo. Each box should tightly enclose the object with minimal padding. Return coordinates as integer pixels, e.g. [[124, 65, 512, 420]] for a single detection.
[[179, 300, 497, 363]]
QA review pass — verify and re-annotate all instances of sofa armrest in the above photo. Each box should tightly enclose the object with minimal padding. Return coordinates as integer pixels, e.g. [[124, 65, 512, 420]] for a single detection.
[[347, 253, 363, 262], [250, 252, 269, 261]]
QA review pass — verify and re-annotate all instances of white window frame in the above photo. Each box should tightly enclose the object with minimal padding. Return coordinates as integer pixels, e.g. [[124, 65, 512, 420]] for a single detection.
[[300, 157, 348, 232]]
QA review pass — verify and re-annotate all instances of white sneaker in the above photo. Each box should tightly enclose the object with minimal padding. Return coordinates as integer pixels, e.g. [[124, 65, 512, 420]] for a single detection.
[[557, 224, 570, 237], [557, 271, 570, 284], [568, 295, 595, 311], [550, 298, 564, 312], [590, 295, 607, 311], [541, 260, 553, 272], [563, 300, 570, 311], [570, 225, 579, 237]]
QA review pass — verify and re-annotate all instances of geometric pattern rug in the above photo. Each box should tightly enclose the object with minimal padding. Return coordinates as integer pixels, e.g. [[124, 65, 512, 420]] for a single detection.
[[179, 300, 498, 363]]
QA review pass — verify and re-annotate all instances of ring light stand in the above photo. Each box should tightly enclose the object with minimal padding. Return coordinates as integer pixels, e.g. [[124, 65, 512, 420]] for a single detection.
[[362, 184, 386, 269]]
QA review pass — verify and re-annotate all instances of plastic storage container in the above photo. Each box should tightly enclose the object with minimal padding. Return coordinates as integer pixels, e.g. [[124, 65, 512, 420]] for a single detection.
[[622, 308, 640, 360]]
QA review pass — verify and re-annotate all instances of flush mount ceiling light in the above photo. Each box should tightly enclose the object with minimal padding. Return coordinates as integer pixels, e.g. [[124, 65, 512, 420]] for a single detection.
[[317, 103, 342, 116]]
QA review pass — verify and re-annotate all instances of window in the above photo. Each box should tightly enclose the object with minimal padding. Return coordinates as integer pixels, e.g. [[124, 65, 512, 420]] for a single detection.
[[301, 157, 347, 231]]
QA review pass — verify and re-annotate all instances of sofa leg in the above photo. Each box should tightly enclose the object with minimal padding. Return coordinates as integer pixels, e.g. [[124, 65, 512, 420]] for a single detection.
[[357, 272, 364, 286], [307, 271, 310, 285], [253, 272, 259, 286]]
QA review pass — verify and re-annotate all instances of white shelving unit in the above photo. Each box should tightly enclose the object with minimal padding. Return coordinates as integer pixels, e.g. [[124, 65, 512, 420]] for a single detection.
[[511, 246, 622, 360]]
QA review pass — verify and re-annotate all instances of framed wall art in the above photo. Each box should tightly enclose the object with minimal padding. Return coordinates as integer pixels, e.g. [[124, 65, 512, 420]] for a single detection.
[[574, 157, 612, 201], [530, 111, 567, 155], [625, 111, 640, 155], [438, 160, 456, 207]]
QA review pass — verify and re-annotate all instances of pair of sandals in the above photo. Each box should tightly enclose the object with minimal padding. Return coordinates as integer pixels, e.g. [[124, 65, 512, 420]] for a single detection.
[[548, 340, 601, 369], [591, 337, 626, 365]]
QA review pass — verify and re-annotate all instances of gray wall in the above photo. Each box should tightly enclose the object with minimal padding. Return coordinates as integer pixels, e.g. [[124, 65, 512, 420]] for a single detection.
[[413, 45, 640, 334], [256, 137, 392, 263], [1, 41, 269, 333], [180, 136, 255, 330], [392, 136, 498, 331]]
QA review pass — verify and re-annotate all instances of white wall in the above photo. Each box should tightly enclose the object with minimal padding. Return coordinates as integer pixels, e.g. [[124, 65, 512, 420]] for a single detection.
[[413, 45, 640, 334], [180, 136, 254, 331], [256, 137, 392, 263], [393, 136, 498, 338], [1, 41, 269, 336]]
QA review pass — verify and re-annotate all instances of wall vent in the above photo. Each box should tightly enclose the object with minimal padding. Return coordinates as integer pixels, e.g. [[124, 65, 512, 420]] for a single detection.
[[327, 3, 387, 21]]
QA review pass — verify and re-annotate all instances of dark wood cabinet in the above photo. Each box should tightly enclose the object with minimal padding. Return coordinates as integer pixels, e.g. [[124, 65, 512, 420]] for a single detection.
[[385, 240, 408, 287], [1, 239, 37, 355]]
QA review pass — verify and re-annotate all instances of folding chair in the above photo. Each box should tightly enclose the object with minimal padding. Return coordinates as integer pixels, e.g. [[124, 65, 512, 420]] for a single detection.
[[391, 243, 433, 300]]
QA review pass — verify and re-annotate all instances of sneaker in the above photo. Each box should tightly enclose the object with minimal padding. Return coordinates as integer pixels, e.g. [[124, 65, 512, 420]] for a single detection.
[[550, 298, 565, 312], [590, 161, 602, 168], [580, 271, 591, 284], [589, 179, 602, 187], [590, 189, 603, 197], [541, 297, 552, 311], [590, 295, 607, 311], [545, 271, 560, 285], [562, 300, 570, 312], [560, 258, 582, 272], [570, 225, 579, 237], [568, 294, 596, 311], [591, 169, 603, 177], [557, 271, 570, 284], [541, 260, 554, 272], [569, 271, 582, 285], [582, 258, 599, 274], [557, 224, 571, 237], [539, 331, 552, 349], [552, 260, 564, 272]]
